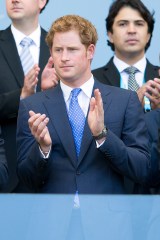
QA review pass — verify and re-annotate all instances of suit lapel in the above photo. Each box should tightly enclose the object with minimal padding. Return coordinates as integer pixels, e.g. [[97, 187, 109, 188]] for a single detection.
[[0, 27, 24, 87], [43, 85, 77, 167], [78, 80, 112, 165], [103, 58, 120, 87], [37, 28, 50, 91], [145, 60, 159, 82]]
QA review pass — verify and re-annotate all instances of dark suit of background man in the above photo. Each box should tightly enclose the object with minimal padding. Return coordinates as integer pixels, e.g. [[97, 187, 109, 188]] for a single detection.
[[145, 109, 160, 192], [0, 126, 8, 192], [0, 0, 51, 192], [17, 14, 150, 194], [92, 0, 160, 194]]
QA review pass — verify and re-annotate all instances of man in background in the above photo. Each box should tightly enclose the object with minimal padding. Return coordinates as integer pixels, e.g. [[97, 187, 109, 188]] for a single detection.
[[0, 0, 57, 192], [92, 0, 160, 193]]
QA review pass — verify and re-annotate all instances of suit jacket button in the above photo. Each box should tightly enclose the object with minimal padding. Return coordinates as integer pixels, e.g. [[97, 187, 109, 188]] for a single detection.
[[76, 171, 81, 175]]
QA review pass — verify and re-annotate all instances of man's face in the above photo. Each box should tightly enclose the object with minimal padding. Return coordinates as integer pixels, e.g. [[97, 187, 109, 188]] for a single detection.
[[50, 30, 94, 86], [108, 6, 151, 60], [6, 0, 45, 22]]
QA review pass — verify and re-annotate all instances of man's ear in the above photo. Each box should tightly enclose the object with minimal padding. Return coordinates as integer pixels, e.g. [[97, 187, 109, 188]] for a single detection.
[[107, 31, 114, 43], [87, 44, 95, 60], [39, 0, 47, 11], [146, 33, 151, 44]]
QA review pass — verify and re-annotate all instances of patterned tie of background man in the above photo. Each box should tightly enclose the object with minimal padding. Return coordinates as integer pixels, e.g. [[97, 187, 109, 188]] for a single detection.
[[124, 66, 151, 111], [20, 37, 34, 76], [124, 66, 139, 91]]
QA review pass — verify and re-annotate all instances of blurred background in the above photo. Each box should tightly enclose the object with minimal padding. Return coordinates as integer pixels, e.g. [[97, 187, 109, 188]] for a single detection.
[[1, 0, 160, 70]]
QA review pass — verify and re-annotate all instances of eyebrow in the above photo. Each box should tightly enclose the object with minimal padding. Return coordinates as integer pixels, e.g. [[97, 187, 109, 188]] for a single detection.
[[116, 19, 146, 23]]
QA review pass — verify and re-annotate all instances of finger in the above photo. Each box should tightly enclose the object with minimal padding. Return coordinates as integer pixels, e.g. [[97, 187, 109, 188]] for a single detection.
[[25, 68, 39, 82], [94, 89, 103, 113], [89, 97, 96, 112], [146, 85, 160, 97], [145, 92, 160, 103], [52, 79, 59, 87], [29, 110, 35, 117], [28, 64, 39, 74], [28, 112, 41, 127], [29, 114, 46, 132], [36, 117, 49, 135], [149, 97, 160, 107], [32, 114, 46, 126], [39, 126, 49, 139], [27, 73, 38, 89], [47, 57, 54, 68], [138, 84, 147, 93], [33, 64, 39, 69], [149, 80, 160, 90], [153, 79, 160, 90], [29, 111, 41, 120]]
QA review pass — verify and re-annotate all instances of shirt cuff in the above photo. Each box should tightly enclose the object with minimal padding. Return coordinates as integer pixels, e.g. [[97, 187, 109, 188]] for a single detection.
[[39, 145, 51, 159], [96, 140, 105, 148]]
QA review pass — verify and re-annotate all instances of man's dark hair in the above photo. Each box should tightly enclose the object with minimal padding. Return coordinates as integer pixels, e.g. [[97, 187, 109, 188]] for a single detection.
[[40, 0, 49, 13], [106, 0, 155, 51]]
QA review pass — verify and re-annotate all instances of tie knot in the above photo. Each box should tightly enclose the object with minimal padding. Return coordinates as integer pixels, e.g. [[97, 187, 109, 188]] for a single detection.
[[20, 37, 33, 47], [71, 88, 82, 98], [124, 66, 139, 75]]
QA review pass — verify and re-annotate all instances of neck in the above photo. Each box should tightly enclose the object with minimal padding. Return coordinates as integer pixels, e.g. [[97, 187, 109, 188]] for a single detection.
[[59, 66, 92, 88], [12, 18, 39, 35], [115, 52, 145, 65], [61, 73, 92, 88]]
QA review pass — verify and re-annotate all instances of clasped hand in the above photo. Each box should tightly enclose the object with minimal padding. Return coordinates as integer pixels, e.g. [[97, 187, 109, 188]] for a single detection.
[[137, 78, 160, 109]]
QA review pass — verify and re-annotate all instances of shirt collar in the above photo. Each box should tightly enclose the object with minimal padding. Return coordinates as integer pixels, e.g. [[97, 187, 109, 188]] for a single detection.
[[60, 75, 94, 102], [11, 24, 41, 48], [113, 55, 147, 74]]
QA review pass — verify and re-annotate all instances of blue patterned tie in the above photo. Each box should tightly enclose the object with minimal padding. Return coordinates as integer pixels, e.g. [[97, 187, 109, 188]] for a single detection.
[[68, 88, 85, 157], [20, 37, 34, 76]]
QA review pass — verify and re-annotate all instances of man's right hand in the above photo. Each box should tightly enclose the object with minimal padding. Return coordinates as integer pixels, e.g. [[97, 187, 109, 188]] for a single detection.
[[28, 110, 52, 153]]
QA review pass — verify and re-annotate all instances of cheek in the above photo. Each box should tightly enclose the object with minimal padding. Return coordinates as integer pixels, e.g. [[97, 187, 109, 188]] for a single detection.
[[112, 37, 122, 45], [51, 54, 59, 63], [111, 32, 123, 44]]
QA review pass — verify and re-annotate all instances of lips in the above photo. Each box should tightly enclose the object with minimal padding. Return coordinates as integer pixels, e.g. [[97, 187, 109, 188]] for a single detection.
[[126, 39, 138, 43], [12, 7, 22, 11], [61, 66, 72, 68]]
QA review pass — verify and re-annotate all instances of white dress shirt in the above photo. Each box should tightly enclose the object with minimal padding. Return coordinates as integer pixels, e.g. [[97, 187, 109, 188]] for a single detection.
[[113, 55, 147, 89], [60, 75, 94, 116], [11, 24, 41, 64]]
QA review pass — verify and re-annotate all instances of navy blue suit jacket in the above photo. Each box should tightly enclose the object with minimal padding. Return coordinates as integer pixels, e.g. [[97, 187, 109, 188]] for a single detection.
[[17, 80, 151, 193], [145, 109, 160, 191], [0, 126, 8, 191]]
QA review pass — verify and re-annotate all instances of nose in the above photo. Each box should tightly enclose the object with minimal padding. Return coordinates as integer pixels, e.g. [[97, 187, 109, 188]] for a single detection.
[[127, 23, 136, 33], [61, 49, 69, 61]]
